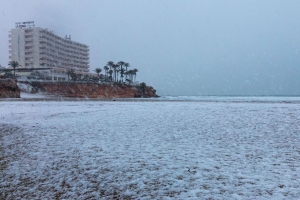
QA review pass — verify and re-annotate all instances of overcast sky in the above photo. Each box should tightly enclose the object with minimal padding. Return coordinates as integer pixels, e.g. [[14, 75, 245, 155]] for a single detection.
[[1, 0, 300, 96]]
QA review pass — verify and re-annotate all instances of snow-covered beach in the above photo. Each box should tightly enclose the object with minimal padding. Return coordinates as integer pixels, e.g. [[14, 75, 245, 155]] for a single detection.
[[1, 99, 300, 199]]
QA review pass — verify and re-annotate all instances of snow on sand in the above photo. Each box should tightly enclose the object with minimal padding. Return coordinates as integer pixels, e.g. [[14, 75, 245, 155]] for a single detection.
[[1, 101, 300, 199]]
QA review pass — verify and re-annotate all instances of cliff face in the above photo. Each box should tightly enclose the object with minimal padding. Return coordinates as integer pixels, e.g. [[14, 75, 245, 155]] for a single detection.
[[134, 85, 158, 98], [28, 82, 158, 98], [0, 79, 20, 98]]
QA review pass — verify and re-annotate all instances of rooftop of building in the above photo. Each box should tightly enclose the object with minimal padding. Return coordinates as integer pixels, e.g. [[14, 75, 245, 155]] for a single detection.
[[10, 26, 89, 48]]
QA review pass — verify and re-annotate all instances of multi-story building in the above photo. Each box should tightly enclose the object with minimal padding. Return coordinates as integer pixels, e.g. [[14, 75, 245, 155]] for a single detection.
[[9, 22, 89, 74]]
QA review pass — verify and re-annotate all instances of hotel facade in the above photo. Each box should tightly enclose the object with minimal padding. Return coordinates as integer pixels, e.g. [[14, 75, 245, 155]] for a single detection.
[[9, 21, 90, 81]]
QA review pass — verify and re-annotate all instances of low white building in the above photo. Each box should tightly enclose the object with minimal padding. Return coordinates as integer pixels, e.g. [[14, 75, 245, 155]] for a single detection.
[[12, 67, 97, 82]]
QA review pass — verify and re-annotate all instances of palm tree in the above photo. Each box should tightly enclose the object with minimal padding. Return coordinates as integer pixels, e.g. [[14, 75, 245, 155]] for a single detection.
[[108, 70, 113, 81], [116, 68, 120, 82], [117, 61, 125, 70], [133, 68, 138, 82], [95, 68, 102, 77], [112, 64, 119, 82], [127, 70, 134, 83], [107, 61, 114, 71], [117, 61, 126, 82], [124, 62, 130, 81], [104, 66, 109, 77], [124, 71, 129, 84], [120, 68, 125, 83], [8, 61, 20, 78], [140, 82, 146, 96]]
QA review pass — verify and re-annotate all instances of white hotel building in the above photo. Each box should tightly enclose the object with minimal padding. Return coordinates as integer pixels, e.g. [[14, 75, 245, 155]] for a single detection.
[[9, 22, 90, 81]]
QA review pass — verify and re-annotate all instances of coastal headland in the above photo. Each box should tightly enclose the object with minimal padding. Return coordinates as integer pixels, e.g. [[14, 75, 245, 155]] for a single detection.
[[0, 79, 158, 99], [29, 81, 158, 98]]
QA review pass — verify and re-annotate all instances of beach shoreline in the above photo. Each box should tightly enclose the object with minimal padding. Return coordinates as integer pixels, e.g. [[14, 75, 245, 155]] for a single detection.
[[1, 96, 300, 104]]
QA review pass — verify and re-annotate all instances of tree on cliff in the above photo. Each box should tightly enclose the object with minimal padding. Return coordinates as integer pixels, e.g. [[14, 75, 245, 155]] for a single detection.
[[133, 68, 138, 82], [125, 71, 132, 85], [120, 68, 126, 83], [117, 61, 125, 82], [104, 66, 109, 77], [104, 61, 137, 84], [112, 64, 119, 82], [107, 61, 116, 81], [95, 68, 102, 77], [108, 70, 113, 81], [126, 70, 133, 83], [124, 62, 130, 81], [8, 61, 20, 78], [117, 61, 125, 69], [139, 82, 147, 97], [107, 61, 114, 71]]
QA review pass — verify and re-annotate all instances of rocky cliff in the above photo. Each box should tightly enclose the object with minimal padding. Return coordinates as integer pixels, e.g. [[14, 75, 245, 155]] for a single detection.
[[24, 82, 158, 98], [0, 79, 20, 98]]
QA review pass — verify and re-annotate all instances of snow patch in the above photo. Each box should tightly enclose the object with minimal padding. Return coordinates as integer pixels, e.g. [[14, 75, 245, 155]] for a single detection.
[[1, 101, 300, 199]]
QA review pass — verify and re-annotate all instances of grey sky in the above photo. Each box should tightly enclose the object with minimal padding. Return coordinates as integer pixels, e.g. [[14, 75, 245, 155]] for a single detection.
[[1, 0, 300, 95]]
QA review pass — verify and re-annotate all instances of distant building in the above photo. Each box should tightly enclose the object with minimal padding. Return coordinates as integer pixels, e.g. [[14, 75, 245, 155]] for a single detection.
[[8, 21, 91, 81]]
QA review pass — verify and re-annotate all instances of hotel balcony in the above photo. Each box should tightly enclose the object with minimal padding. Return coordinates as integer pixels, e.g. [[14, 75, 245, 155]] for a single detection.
[[25, 39, 34, 43], [39, 49, 47, 53], [25, 44, 34, 48], [25, 52, 33, 56], [25, 41, 34, 44], [25, 47, 33, 53], [39, 37, 47, 42], [40, 60, 50, 65], [40, 57, 47, 61], [25, 60, 34, 64]]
